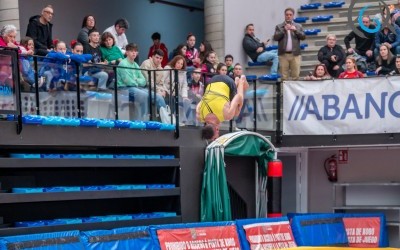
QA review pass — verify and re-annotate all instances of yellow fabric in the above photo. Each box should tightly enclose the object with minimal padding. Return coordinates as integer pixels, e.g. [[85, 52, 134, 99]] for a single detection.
[[198, 82, 230, 123]]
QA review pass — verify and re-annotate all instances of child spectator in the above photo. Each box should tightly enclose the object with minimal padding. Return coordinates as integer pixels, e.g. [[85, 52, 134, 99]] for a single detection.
[[201, 51, 217, 83], [187, 68, 204, 125], [19, 37, 36, 91], [216, 63, 228, 75], [172, 44, 189, 64], [375, 44, 395, 75], [338, 57, 364, 78], [186, 33, 200, 68], [77, 15, 96, 47], [225, 54, 234, 76], [304, 64, 331, 80], [199, 40, 219, 69], [100, 32, 124, 65], [148, 32, 168, 67]]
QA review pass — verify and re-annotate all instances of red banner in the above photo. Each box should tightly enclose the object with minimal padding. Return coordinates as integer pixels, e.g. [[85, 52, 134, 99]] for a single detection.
[[243, 221, 297, 249], [342, 217, 381, 248], [157, 225, 240, 250]]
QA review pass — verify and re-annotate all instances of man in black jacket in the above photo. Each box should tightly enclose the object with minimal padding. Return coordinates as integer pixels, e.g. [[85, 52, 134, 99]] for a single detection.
[[344, 16, 375, 62], [26, 5, 54, 56], [242, 24, 279, 75]]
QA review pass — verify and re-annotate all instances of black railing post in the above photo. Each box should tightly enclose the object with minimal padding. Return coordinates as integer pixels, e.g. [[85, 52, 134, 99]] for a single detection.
[[253, 78, 257, 131], [75, 62, 82, 118], [275, 79, 282, 145], [174, 69, 179, 138], [33, 56, 40, 115], [15, 51, 22, 134], [147, 70, 153, 120], [113, 66, 119, 120]]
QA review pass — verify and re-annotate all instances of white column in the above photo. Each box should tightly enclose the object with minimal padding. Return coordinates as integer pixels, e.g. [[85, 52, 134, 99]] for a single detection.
[[0, 0, 20, 40], [204, 0, 225, 61]]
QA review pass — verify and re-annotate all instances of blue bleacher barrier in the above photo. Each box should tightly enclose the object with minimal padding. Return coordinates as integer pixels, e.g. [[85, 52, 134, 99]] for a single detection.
[[10, 153, 41, 158], [12, 187, 44, 193], [0, 230, 84, 249], [131, 213, 149, 219], [41, 154, 61, 158], [294, 17, 309, 23], [130, 185, 147, 189], [131, 154, 146, 159], [290, 213, 348, 247], [22, 115, 45, 125], [95, 92, 113, 100], [324, 1, 345, 8], [99, 185, 118, 191], [301, 3, 321, 10], [304, 29, 321, 35], [366, 70, 377, 76], [312, 15, 334, 22], [79, 118, 98, 127], [97, 154, 114, 159], [14, 221, 46, 227], [80, 186, 100, 191], [265, 45, 278, 51], [114, 215, 133, 221], [43, 220, 66, 226], [80, 226, 158, 250], [96, 119, 115, 128], [82, 217, 102, 223], [80, 154, 97, 159], [55, 218, 83, 224], [145, 155, 160, 159], [114, 154, 132, 159], [248, 61, 267, 67], [160, 184, 175, 188], [130, 121, 146, 130], [42, 116, 64, 126], [144, 121, 162, 130], [160, 123, 175, 131], [44, 187, 65, 192], [236, 217, 296, 250], [160, 155, 175, 159], [61, 186, 81, 192], [300, 43, 309, 50], [146, 184, 162, 189], [114, 120, 132, 128], [61, 154, 81, 159], [259, 74, 281, 81], [7, 114, 15, 121], [246, 75, 257, 81]]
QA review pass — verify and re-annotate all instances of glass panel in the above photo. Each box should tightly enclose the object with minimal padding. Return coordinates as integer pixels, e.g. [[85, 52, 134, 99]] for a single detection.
[[256, 80, 277, 131], [0, 54, 16, 112]]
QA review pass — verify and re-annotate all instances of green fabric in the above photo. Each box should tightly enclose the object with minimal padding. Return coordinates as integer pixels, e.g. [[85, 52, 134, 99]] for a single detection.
[[200, 133, 275, 222]]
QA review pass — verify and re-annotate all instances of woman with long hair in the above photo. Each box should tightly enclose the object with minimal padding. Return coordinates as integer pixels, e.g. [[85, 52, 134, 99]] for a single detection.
[[339, 56, 364, 78], [375, 44, 395, 75], [305, 64, 331, 80]]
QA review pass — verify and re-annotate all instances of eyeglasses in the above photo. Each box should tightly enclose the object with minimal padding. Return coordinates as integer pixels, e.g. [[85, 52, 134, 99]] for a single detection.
[[44, 10, 54, 16]]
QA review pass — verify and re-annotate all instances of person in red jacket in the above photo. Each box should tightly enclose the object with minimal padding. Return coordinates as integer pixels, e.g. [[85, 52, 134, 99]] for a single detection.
[[0, 24, 21, 53], [338, 56, 364, 78], [147, 32, 168, 67]]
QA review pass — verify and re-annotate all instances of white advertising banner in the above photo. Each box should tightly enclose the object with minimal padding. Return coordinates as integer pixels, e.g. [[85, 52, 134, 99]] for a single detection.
[[283, 76, 400, 135]]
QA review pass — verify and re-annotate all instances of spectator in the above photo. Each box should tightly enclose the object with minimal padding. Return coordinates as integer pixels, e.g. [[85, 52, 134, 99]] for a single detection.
[[304, 64, 331, 80], [140, 49, 168, 110], [243, 23, 279, 75], [116, 43, 148, 120], [26, 5, 54, 56], [338, 56, 364, 78], [100, 32, 124, 65], [201, 51, 217, 83], [77, 15, 96, 47], [19, 37, 35, 91], [317, 34, 345, 78], [0, 25, 20, 52], [148, 32, 168, 67], [344, 16, 375, 62], [225, 54, 234, 76], [199, 40, 219, 68], [83, 29, 109, 91], [104, 18, 129, 54], [163, 55, 190, 124], [374, 20, 400, 56], [375, 44, 395, 75], [187, 68, 204, 125], [231, 63, 249, 127], [390, 55, 400, 74], [273, 7, 306, 80], [216, 63, 228, 75], [185, 33, 200, 68], [19, 36, 34, 56], [172, 44, 189, 64]]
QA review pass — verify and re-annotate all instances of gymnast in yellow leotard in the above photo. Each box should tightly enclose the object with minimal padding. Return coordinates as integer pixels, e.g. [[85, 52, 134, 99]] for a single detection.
[[196, 74, 248, 140]]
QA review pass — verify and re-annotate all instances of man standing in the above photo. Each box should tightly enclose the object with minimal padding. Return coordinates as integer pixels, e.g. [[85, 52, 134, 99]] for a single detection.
[[273, 7, 306, 80], [148, 32, 168, 67], [344, 16, 375, 62], [26, 5, 54, 56], [242, 24, 279, 75], [104, 18, 129, 54]]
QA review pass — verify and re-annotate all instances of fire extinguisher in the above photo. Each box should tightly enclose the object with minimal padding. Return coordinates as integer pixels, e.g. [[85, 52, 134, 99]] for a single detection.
[[324, 155, 338, 182]]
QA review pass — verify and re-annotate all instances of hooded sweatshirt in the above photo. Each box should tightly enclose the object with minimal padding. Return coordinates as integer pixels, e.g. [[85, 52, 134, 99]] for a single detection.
[[26, 15, 53, 56]]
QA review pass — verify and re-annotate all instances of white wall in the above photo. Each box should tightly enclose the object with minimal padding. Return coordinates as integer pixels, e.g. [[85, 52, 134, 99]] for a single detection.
[[18, 0, 204, 64], [224, 0, 309, 71]]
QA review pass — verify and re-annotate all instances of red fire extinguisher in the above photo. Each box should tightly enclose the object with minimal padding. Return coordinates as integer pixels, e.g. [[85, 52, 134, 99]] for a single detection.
[[324, 155, 338, 182]]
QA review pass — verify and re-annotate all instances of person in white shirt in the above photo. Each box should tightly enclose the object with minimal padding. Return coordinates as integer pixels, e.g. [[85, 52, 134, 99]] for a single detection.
[[103, 18, 129, 54]]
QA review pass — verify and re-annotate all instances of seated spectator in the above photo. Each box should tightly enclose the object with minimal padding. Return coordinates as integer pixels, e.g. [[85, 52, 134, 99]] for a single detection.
[[83, 29, 109, 91], [390, 55, 400, 74], [140, 49, 168, 113], [104, 18, 129, 54], [317, 34, 345, 78], [338, 56, 364, 78], [199, 40, 219, 69], [163, 55, 190, 124], [375, 44, 395, 75], [171, 43, 190, 64], [148, 32, 168, 68], [344, 16, 375, 62], [19, 37, 36, 91], [187, 68, 204, 125], [26, 5, 54, 56], [201, 51, 217, 83], [242, 23, 278, 74], [304, 64, 331, 80], [230, 63, 249, 126], [374, 5, 388, 25], [225, 54, 234, 76], [185, 33, 200, 68], [216, 63, 228, 75], [374, 21, 400, 56], [116, 43, 148, 120], [77, 15, 96, 47], [0, 24, 20, 52], [100, 32, 124, 65]]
